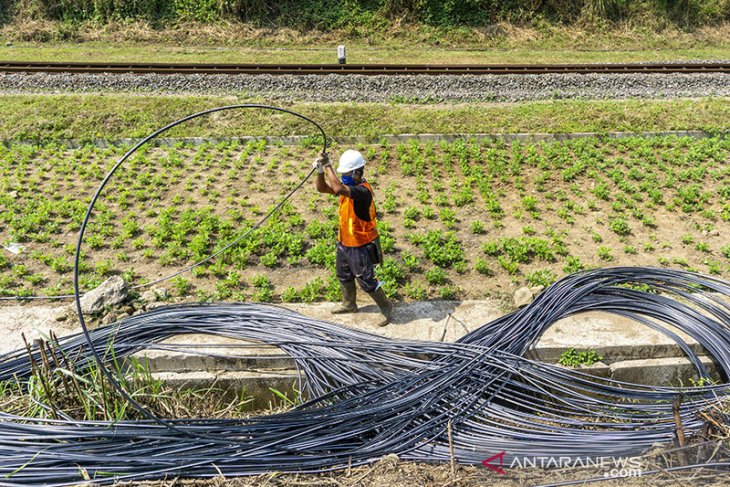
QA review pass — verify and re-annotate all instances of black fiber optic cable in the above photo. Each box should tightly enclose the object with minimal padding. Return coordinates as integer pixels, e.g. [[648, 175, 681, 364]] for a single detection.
[[73, 105, 327, 433], [1, 268, 730, 484]]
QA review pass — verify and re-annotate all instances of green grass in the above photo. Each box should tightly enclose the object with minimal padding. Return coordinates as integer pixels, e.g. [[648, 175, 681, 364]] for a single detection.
[[2, 42, 729, 65], [0, 95, 728, 142], [558, 348, 603, 367]]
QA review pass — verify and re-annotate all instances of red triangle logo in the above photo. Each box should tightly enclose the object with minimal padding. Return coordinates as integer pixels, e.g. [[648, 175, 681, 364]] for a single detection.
[[482, 451, 506, 475]]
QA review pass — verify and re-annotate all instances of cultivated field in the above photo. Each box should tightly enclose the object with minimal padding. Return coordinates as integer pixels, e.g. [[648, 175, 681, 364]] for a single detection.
[[2, 136, 729, 306]]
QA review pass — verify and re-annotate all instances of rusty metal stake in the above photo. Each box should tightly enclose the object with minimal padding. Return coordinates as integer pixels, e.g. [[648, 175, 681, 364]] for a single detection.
[[673, 393, 688, 466], [448, 420, 456, 481]]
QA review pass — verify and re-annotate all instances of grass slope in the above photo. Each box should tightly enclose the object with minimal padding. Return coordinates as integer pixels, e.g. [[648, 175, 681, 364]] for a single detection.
[[0, 96, 728, 141], [1, 20, 728, 64]]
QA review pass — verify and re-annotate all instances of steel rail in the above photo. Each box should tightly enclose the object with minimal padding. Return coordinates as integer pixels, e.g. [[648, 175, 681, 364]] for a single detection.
[[1, 61, 729, 75]]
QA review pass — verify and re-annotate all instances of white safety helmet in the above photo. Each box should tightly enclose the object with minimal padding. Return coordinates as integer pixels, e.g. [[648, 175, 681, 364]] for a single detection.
[[337, 149, 366, 173]]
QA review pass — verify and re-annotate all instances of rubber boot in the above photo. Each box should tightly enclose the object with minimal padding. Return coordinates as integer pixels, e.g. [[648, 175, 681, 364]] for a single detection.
[[332, 280, 358, 314], [367, 287, 393, 327]]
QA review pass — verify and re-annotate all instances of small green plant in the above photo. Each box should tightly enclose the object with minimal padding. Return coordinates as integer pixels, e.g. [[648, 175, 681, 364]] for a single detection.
[[172, 276, 191, 296], [597, 246, 613, 261], [521, 195, 538, 212], [525, 269, 556, 288], [641, 215, 657, 227], [609, 217, 631, 236], [592, 182, 610, 201], [281, 286, 299, 302], [410, 230, 464, 268], [470, 220, 486, 234], [404, 207, 420, 220], [689, 377, 716, 387], [558, 348, 603, 367], [439, 285, 458, 300], [563, 256, 584, 274], [497, 256, 519, 274], [404, 282, 427, 300], [251, 274, 271, 289], [425, 267, 447, 285], [439, 207, 457, 228], [94, 259, 114, 276], [376, 258, 407, 297], [299, 278, 325, 303], [474, 258, 493, 276], [706, 259, 723, 275]]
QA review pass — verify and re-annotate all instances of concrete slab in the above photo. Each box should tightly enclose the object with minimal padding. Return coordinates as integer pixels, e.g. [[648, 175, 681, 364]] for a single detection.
[[610, 356, 720, 386], [0, 300, 724, 389], [137, 335, 292, 372], [133, 300, 502, 371], [557, 361, 612, 379], [282, 300, 500, 342], [0, 304, 72, 353], [531, 311, 706, 363], [135, 306, 709, 374], [150, 369, 302, 409]]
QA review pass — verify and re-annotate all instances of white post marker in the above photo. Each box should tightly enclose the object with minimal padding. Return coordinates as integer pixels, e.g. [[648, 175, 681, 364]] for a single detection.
[[337, 45, 346, 64]]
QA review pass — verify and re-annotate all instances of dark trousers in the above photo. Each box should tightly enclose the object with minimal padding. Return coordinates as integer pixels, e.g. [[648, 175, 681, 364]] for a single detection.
[[336, 239, 381, 293]]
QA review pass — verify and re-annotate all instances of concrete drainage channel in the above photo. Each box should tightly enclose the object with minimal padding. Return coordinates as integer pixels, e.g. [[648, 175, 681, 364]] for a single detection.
[[1, 299, 718, 409], [138, 304, 719, 409]]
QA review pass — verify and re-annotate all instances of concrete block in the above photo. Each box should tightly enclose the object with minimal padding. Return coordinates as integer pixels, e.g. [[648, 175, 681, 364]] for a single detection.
[[132, 334, 293, 372], [530, 311, 707, 363], [555, 361, 612, 379], [5, 300, 727, 400], [151, 369, 303, 410], [609, 356, 720, 387]]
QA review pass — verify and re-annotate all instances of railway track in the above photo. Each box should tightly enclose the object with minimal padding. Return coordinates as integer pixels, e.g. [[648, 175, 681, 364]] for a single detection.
[[1, 61, 729, 75]]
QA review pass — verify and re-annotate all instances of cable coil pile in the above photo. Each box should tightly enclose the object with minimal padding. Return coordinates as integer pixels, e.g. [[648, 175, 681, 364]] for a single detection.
[[0, 267, 730, 484]]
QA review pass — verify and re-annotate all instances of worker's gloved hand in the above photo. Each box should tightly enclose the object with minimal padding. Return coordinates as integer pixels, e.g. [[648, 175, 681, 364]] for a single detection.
[[314, 153, 330, 174], [312, 159, 323, 173]]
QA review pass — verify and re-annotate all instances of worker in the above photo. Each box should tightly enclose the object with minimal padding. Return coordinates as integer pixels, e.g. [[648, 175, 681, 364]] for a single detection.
[[314, 149, 392, 326]]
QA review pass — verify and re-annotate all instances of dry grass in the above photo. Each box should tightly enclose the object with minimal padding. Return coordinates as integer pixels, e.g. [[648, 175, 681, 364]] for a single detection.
[[2, 18, 728, 65], [0, 20, 730, 64], [118, 417, 730, 485], [2, 18, 729, 50], [119, 437, 730, 486]]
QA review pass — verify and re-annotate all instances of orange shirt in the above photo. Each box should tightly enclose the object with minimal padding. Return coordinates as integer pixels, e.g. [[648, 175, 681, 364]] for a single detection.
[[338, 181, 379, 247]]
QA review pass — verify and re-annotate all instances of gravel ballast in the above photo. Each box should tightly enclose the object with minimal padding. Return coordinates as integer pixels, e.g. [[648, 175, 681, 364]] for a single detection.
[[0, 72, 728, 102]]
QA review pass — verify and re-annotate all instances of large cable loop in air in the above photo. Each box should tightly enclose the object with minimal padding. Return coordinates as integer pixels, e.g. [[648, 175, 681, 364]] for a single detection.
[[72, 105, 327, 429]]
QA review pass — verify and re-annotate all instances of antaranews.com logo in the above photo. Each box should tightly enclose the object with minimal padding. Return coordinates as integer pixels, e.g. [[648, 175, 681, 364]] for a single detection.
[[482, 452, 643, 479]]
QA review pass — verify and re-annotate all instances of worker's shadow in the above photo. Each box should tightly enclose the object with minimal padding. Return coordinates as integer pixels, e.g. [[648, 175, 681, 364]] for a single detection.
[[358, 301, 462, 326]]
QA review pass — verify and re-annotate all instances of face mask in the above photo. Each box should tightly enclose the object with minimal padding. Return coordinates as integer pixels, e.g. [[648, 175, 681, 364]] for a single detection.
[[341, 175, 356, 186]]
